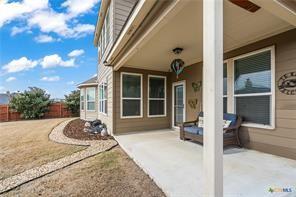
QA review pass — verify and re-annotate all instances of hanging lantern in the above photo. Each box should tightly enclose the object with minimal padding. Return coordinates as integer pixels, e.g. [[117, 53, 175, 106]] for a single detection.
[[171, 58, 184, 79]]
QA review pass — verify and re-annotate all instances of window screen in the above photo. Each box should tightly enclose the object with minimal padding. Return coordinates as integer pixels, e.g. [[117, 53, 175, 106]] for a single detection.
[[234, 50, 272, 125], [121, 73, 142, 117], [148, 76, 166, 116]]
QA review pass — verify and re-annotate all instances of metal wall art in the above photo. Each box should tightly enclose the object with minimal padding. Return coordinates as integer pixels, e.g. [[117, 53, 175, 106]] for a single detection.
[[278, 71, 296, 95], [192, 81, 202, 92]]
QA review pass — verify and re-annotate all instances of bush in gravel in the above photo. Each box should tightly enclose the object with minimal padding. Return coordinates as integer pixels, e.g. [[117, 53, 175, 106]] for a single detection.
[[64, 90, 80, 116], [9, 87, 51, 119]]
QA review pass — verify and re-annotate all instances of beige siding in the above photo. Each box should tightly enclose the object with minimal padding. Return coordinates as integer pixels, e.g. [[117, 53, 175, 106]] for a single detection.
[[113, 0, 137, 39], [97, 65, 114, 134], [79, 86, 98, 121], [114, 67, 171, 134]]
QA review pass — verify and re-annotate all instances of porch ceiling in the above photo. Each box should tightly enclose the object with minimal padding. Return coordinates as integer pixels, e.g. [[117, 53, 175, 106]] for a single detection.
[[125, 0, 294, 72]]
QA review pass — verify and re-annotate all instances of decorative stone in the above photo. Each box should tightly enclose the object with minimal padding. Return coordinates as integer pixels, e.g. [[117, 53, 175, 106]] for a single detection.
[[101, 128, 108, 137], [84, 122, 91, 128]]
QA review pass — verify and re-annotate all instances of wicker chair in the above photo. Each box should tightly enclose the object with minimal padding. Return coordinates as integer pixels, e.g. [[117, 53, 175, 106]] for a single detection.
[[180, 112, 242, 147]]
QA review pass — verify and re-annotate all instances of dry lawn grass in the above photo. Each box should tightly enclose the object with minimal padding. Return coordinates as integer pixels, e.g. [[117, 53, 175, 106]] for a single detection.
[[4, 147, 165, 197], [0, 118, 85, 180]]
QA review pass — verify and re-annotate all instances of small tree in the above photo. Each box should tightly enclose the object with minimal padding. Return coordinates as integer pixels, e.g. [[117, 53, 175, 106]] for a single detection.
[[9, 87, 51, 119], [64, 90, 80, 116]]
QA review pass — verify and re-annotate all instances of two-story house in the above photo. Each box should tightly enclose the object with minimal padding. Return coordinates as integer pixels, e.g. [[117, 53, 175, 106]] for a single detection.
[[84, 0, 295, 162]]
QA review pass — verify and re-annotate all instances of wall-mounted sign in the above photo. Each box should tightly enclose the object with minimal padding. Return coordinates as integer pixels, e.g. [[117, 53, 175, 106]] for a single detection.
[[277, 71, 296, 95]]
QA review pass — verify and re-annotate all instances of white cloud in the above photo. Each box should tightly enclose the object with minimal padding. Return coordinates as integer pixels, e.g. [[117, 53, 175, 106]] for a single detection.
[[41, 76, 60, 82], [62, 0, 99, 17], [6, 77, 16, 82], [41, 54, 75, 68], [1, 0, 98, 40], [2, 57, 38, 73], [11, 26, 30, 36], [67, 81, 75, 85], [68, 49, 84, 57], [34, 34, 56, 43], [0, 0, 48, 27]]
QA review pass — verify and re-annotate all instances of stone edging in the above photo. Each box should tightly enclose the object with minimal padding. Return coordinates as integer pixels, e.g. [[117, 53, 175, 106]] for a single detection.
[[0, 119, 118, 194]]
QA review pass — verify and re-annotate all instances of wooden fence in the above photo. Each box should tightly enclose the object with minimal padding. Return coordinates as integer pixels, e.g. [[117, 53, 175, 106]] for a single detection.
[[0, 103, 73, 122]]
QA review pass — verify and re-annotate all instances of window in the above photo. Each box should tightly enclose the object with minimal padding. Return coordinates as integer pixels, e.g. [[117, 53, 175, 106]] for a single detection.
[[105, 8, 110, 46], [80, 90, 85, 111], [86, 87, 95, 111], [233, 48, 274, 127], [148, 75, 166, 117], [121, 73, 142, 118], [99, 82, 108, 114], [223, 63, 227, 113]]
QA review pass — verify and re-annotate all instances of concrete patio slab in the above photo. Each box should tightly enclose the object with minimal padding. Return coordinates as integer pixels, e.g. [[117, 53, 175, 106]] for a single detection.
[[115, 129, 296, 197]]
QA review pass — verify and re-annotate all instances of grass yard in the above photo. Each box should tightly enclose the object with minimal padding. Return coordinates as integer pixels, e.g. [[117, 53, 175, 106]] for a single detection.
[[4, 147, 165, 197], [0, 118, 85, 180]]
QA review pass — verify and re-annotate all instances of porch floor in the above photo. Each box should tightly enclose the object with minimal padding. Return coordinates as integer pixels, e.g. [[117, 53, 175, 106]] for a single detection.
[[115, 129, 296, 197]]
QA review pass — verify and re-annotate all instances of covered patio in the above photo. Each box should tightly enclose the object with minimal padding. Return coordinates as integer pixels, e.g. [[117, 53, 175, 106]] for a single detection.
[[115, 130, 296, 197], [108, 0, 296, 196]]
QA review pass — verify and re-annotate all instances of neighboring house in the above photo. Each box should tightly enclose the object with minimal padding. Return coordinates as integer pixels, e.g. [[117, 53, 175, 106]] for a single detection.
[[92, 0, 296, 160], [77, 77, 98, 120], [0, 93, 10, 105], [0, 91, 18, 104]]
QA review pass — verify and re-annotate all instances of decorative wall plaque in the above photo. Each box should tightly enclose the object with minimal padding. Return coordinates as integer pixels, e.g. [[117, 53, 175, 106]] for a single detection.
[[277, 71, 296, 95]]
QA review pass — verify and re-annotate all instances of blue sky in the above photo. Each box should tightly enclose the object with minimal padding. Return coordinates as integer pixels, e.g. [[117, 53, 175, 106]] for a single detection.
[[0, 0, 101, 98]]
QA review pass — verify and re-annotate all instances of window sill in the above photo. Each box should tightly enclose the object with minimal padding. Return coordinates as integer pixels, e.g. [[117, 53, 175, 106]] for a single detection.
[[241, 122, 275, 130], [148, 114, 166, 118], [86, 110, 96, 112], [99, 112, 108, 116], [121, 115, 143, 119]]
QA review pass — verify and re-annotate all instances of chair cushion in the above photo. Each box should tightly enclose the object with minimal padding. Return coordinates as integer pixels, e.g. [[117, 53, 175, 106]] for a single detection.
[[223, 113, 237, 127], [197, 112, 237, 127], [184, 126, 203, 135]]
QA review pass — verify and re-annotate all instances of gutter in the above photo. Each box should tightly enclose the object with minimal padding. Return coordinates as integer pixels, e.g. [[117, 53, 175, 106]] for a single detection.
[[77, 83, 98, 88]]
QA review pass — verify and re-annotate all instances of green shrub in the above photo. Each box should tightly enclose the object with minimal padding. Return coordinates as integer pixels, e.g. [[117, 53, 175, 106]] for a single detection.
[[64, 90, 80, 116], [9, 87, 51, 119]]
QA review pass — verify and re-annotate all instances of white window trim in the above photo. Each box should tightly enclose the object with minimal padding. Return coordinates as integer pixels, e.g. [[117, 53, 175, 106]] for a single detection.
[[80, 89, 85, 111], [99, 82, 108, 115], [120, 72, 143, 119], [229, 46, 275, 129], [86, 87, 96, 112], [147, 75, 167, 118]]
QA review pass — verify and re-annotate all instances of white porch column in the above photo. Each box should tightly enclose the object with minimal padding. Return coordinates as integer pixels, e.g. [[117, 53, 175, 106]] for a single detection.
[[202, 0, 223, 196]]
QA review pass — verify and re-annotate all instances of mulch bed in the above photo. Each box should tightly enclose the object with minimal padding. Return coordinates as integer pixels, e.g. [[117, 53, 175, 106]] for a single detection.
[[63, 119, 113, 141]]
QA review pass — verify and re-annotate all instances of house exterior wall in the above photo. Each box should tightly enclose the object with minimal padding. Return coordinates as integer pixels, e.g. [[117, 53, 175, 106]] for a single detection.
[[79, 86, 98, 121], [97, 66, 114, 134], [96, 0, 137, 134], [171, 62, 203, 122], [224, 29, 296, 159], [113, 67, 171, 134], [172, 29, 296, 159]]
